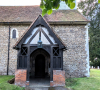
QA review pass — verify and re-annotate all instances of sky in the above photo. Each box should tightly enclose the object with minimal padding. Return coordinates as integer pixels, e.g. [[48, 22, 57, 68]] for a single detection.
[[0, 0, 80, 6], [0, 0, 41, 6]]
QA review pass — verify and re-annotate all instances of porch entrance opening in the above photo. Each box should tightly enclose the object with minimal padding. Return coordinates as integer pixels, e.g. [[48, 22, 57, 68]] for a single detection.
[[29, 49, 50, 86], [35, 54, 45, 78]]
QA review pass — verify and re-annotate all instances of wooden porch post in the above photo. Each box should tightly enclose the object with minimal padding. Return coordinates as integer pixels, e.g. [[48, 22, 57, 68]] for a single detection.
[[27, 46, 30, 81], [50, 46, 53, 81]]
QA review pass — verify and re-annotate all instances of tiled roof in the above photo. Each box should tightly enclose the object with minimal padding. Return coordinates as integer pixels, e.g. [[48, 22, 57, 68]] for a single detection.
[[0, 6, 41, 22], [0, 6, 89, 23], [44, 10, 89, 22]]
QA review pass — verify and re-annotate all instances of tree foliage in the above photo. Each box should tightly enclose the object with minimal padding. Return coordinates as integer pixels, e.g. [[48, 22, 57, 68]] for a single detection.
[[40, 0, 75, 16], [78, 0, 98, 19], [99, 0, 100, 3], [78, 0, 100, 67], [89, 8, 100, 67]]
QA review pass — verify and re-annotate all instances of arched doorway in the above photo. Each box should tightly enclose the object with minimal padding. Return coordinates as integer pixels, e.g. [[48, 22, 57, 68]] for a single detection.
[[35, 54, 45, 78], [30, 49, 50, 79], [30, 49, 50, 86]]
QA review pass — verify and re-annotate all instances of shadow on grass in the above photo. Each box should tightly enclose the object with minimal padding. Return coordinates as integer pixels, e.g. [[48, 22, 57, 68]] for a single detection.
[[65, 78, 77, 87], [65, 78, 78, 90]]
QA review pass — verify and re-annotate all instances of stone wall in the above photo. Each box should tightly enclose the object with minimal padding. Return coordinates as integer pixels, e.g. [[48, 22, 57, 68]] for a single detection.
[[0, 24, 29, 75], [51, 25, 89, 78], [0, 25, 9, 75], [0, 24, 89, 78], [9, 25, 29, 75]]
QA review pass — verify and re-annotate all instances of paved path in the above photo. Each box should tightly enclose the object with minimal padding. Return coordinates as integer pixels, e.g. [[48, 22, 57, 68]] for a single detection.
[[25, 78, 72, 90], [29, 78, 50, 87], [25, 86, 69, 90]]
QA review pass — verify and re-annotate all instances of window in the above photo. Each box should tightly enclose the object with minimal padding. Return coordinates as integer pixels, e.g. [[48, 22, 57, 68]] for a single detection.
[[12, 30, 16, 38], [11, 28, 18, 39]]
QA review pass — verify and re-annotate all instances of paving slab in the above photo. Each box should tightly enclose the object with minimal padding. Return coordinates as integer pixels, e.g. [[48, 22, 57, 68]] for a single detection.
[[25, 86, 69, 90]]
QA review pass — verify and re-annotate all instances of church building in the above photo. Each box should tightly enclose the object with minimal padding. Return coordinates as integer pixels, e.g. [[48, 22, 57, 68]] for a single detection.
[[0, 1, 90, 87]]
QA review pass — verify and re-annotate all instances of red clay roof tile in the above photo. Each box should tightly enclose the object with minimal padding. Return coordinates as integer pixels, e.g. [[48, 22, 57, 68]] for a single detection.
[[0, 6, 89, 22]]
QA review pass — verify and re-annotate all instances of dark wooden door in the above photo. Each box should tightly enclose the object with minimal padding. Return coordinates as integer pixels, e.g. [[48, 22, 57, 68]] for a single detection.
[[35, 54, 45, 78]]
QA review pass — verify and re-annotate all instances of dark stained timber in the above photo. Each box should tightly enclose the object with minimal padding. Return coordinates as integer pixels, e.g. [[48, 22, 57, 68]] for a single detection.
[[21, 47, 28, 55]]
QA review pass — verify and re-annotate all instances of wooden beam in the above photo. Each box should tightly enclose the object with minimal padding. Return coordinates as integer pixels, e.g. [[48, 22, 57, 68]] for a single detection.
[[50, 46, 53, 81], [27, 46, 30, 81]]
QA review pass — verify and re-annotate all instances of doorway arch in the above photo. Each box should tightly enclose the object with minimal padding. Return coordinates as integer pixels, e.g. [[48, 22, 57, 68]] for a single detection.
[[30, 48, 50, 79]]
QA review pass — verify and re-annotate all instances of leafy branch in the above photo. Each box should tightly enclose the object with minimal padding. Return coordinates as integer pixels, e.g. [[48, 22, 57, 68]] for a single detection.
[[40, 0, 75, 16]]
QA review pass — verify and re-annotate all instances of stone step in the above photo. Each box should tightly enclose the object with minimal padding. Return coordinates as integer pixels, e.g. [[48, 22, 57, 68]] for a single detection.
[[25, 86, 69, 90]]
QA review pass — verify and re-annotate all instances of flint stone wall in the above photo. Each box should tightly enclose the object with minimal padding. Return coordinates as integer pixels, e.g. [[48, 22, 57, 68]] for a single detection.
[[0, 24, 89, 78], [51, 25, 89, 78], [0, 24, 29, 75]]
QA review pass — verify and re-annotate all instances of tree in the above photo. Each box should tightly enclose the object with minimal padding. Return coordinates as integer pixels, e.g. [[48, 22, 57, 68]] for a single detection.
[[78, 0, 100, 67], [40, 0, 100, 16], [89, 7, 100, 67], [40, 0, 75, 16], [78, 0, 98, 19]]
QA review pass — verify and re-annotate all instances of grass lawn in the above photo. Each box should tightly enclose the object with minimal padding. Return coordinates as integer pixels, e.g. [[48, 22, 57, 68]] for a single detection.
[[0, 69, 99, 90], [0, 75, 24, 90], [65, 69, 100, 90]]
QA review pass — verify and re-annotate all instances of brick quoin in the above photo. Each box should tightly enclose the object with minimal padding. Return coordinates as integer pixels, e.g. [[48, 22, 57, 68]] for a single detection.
[[50, 70, 65, 87], [15, 69, 28, 87]]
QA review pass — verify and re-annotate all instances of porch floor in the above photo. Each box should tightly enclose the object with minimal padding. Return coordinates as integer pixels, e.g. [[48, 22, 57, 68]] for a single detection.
[[29, 77, 50, 87]]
